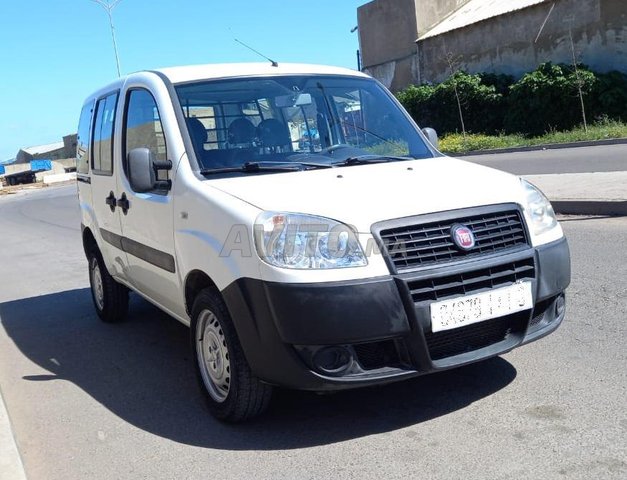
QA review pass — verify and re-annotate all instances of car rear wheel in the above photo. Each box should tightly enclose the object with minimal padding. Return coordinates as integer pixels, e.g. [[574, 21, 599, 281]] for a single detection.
[[191, 288, 272, 422], [88, 249, 129, 323]]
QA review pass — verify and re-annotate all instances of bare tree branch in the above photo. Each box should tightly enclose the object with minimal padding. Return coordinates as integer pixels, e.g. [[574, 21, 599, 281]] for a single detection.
[[564, 16, 588, 132], [445, 52, 467, 139]]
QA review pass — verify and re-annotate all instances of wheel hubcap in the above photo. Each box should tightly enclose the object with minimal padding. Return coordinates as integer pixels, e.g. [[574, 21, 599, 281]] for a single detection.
[[91, 259, 105, 311], [196, 310, 230, 403]]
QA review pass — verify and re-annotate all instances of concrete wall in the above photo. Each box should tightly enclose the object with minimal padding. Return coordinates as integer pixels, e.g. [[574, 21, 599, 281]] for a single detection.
[[358, 0, 473, 90], [63, 134, 77, 159], [358, 0, 420, 91], [1, 159, 74, 182], [358, 0, 626, 90], [418, 0, 627, 83]]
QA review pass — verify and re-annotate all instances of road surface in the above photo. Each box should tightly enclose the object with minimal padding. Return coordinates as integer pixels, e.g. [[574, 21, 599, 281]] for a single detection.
[[461, 143, 627, 175], [0, 185, 625, 480]]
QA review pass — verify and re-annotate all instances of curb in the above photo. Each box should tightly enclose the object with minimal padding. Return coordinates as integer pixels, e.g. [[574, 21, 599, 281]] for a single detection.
[[552, 200, 627, 217], [451, 138, 627, 157], [0, 388, 27, 480]]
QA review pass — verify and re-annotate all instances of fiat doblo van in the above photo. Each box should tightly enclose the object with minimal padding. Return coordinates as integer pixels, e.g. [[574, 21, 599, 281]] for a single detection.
[[76, 63, 570, 422]]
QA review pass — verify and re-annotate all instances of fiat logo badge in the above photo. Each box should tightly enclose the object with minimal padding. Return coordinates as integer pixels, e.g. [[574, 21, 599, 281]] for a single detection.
[[451, 224, 475, 251]]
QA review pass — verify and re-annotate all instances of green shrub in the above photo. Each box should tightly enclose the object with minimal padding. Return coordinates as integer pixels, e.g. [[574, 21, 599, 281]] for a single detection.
[[396, 72, 507, 135], [396, 63, 627, 138], [504, 63, 597, 135], [396, 84, 436, 127], [590, 71, 627, 122]]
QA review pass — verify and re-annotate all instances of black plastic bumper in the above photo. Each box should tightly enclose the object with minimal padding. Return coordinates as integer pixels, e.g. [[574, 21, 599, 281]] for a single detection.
[[221, 237, 570, 391]]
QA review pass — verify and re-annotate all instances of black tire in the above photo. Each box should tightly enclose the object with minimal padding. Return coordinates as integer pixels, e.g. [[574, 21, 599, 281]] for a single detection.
[[191, 288, 272, 422], [87, 248, 129, 323]]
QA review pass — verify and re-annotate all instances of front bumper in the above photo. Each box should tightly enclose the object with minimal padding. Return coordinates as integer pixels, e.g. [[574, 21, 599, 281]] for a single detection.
[[221, 237, 570, 391]]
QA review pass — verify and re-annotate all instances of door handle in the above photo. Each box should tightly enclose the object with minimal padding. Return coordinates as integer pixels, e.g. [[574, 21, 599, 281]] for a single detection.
[[117, 192, 130, 215], [105, 191, 117, 212]]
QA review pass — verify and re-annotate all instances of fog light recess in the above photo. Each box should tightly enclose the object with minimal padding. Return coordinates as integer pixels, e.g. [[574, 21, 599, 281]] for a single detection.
[[312, 346, 353, 375]]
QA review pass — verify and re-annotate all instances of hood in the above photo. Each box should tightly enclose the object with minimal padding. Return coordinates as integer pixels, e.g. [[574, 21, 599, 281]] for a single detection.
[[206, 157, 525, 232]]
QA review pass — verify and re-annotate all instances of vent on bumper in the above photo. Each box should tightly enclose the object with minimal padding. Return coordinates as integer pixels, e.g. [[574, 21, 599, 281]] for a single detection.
[[378, 208, 528, 272], [425, 312, 528, 360], [407, 257, 535, 304]]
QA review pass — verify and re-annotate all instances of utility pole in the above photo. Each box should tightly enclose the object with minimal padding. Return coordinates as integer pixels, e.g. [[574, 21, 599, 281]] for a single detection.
[[90, 0, 124, 77]]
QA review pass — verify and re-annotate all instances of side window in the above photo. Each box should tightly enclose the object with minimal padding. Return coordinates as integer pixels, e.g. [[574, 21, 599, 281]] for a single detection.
[[76, 102, 93, 174], [124, 89, 168, 182], [92, 93, 119, 175]]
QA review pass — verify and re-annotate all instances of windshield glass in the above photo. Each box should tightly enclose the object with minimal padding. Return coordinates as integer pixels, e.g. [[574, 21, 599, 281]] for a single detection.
[[175, 75, 434, 173]]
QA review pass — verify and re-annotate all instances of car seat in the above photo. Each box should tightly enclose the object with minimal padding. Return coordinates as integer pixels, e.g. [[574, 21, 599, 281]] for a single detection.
[[228, 118, 256, 146], [257, 119, 291, 151]]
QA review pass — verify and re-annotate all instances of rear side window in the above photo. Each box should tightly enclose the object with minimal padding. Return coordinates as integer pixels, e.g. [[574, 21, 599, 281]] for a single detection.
[[92, 93, 119, 175], [76, 102, 93, 174]]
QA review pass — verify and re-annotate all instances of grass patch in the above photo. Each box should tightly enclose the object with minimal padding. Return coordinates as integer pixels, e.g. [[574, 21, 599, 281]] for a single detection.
[[439, 120, 627, 154]]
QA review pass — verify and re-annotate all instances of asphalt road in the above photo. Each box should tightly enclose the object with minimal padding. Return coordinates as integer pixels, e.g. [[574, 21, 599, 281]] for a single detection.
[[461, 143, 627, 175], [0, 185, 625, 480]]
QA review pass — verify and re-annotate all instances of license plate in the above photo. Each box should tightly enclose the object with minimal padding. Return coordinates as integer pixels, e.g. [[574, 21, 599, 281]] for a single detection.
[[430, 281, 533, 333]]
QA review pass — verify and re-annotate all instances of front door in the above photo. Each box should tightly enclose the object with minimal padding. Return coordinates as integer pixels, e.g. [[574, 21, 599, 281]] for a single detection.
[[116, 85, 181, 317]]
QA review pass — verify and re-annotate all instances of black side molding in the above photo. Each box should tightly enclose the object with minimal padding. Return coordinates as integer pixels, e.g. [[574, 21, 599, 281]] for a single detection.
[[100, 228, 176, 273]]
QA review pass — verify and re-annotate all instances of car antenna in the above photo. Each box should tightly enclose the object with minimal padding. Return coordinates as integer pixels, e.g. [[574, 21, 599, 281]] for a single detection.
[[234, 38, 279, 67]]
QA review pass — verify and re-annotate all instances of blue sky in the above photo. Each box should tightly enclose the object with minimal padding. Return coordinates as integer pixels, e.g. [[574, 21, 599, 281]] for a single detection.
[[0, 0, 366, 161]]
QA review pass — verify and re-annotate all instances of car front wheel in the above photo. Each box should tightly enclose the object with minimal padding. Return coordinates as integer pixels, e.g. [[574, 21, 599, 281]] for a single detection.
[[191, 288, 272, 422]]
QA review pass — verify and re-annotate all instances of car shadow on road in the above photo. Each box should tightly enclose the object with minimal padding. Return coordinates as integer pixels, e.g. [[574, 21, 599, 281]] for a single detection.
[[0, 288, 517, 450]]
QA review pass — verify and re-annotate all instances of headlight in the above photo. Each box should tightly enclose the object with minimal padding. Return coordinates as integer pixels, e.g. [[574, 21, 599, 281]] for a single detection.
[[521, 179, 558, 236], [254, 212, 368, 269]]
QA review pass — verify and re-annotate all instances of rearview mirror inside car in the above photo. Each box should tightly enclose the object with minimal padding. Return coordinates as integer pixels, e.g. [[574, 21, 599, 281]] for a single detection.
[[275, 93, 312, 108]]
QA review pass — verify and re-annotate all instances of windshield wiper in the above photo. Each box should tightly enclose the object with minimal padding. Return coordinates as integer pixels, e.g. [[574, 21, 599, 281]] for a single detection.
[[333, 155, 412, 166], [200, 161, 333, 176], [200, 162, 300, 175]]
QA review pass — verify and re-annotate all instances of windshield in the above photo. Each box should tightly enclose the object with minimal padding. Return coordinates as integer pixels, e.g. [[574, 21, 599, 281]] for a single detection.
[[175, 75, 434, 173]]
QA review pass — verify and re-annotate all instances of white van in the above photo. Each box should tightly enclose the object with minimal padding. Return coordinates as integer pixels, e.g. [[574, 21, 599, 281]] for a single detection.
[[76, 63, 570, 422]]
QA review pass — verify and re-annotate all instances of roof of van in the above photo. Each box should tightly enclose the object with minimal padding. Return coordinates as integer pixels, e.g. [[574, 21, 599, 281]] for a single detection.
[[152, 63, 369, 84]]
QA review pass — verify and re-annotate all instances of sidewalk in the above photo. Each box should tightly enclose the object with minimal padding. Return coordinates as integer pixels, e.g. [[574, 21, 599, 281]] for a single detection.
[[0, 388, 27, 480], [524, 171, 627, 216]]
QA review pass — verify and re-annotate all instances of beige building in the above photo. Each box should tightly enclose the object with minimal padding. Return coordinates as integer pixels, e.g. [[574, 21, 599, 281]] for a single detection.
[[14, 134, 77, 165], [358, 0, 627, 91]]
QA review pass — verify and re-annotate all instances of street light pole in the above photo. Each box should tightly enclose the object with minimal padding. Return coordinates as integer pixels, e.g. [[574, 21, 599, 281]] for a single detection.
[[351, 26, 361, 71], [90, 0, 124, 77]]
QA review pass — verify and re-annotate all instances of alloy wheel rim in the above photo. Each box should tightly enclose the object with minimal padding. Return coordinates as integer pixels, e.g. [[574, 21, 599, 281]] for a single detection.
[[196, 309, 231, 403]]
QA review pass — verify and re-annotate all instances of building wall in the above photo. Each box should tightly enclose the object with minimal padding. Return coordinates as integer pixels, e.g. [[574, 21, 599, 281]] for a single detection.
[[358, 0, 420, 91], [63, 134, 77, 159], [358, 0, 626, 90], [358, 0, 471, 91], [419, 0, 627, 84], [14, 146, 67, 165]]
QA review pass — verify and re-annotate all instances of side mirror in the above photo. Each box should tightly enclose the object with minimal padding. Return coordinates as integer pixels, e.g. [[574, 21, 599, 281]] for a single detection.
[[422, 127, 439, 150], [128, 148, 156, 193]]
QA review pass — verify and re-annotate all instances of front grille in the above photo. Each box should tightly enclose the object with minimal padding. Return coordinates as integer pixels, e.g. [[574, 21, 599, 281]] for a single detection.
[[425, 312, 527, 360], [378, 209, 528, 272], [408, 257, 535, 303]]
